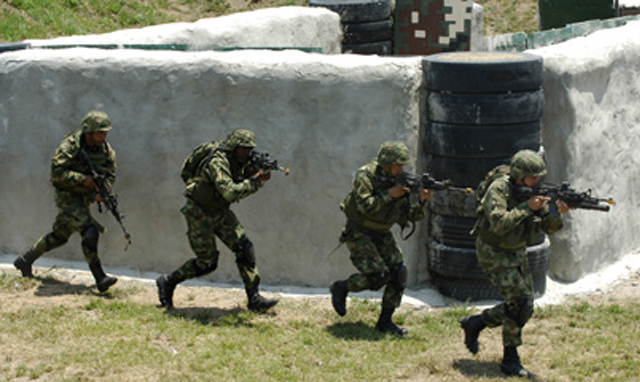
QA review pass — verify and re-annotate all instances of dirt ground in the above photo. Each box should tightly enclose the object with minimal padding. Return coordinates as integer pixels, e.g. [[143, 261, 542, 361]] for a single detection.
[[1, 263, 639, 314]]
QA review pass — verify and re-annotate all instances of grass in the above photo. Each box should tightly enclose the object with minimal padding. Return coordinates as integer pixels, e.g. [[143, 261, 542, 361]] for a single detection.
[[1, 272, 640, 381], [0, 0, 539, 42]]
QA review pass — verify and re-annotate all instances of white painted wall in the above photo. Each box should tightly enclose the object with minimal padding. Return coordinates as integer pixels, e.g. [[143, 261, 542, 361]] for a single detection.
[[2, 7, 639, 286], [530, 20, 640, 281], [0, 47, 424, 287], [26, 7, 343, 54]]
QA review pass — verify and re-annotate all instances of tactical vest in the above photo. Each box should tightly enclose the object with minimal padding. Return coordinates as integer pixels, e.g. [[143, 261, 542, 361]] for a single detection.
[[340, 163, 404, 232]]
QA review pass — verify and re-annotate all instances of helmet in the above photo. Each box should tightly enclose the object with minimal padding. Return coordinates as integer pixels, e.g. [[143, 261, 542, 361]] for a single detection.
[[81, 111, 112, 133], [510, 149, 547, 179], [225, 129, 257, 150], [377, 141, 410, 167]]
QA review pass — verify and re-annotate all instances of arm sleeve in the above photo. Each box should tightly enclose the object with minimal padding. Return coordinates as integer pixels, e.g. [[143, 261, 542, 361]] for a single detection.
[[484, 180, 534, 236], [203, 157, 258, 203], [353, 170, 393, 215]]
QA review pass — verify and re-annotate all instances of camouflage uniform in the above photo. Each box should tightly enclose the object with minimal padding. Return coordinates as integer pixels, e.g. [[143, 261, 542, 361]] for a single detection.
[[330, 142, 428, 336], [14, 111, 119, 293], [156, 129, 278, 312], [461, 149, 564, 378]]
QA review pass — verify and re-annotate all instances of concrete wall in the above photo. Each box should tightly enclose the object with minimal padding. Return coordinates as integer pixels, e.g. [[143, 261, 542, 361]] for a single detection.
[[26, 7, 343, 54], [531, 19, 640, 281], [0, 47, 424, 287], [2, 8, 639, 286]]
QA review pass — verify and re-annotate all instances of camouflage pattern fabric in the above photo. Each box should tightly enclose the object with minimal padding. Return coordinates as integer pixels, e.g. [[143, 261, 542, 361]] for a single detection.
[[81, 110, 113, 133], [474, 170, 563, 348], [377, 141, 410, 167], [510, 149, 547, 180], [342, 223, 404, 309], [172, 199, 260, 289], [339, 158, 428, 309], [173, 134, 263, 287], [476, 237, 533, 347], [30, 129, 116, 264]]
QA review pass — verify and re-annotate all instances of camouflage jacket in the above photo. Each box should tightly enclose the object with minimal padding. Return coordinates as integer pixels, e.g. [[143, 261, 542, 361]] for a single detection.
[[184, 145, 261, 211], [474, 174, 563, 249], [50, 129, 116, 195], [341, 160, 428, 232]]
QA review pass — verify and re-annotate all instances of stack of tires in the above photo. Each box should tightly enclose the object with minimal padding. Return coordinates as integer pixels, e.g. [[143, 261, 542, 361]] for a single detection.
[[422, 52, 551, 301], [309, 0, 393, 55]]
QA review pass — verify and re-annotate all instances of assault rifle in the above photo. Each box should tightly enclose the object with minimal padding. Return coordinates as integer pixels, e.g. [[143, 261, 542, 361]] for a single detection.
[[380, 172, 473, 239], [80, 149, 132, 249], [516, 181, 615, 212], [249, 150, 290, 176]]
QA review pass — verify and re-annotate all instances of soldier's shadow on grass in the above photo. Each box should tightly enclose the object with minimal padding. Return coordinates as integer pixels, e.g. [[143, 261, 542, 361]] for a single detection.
[[34, 276, 96, 297], [325, 321, 386, 341], [453, 359, 546, 381], [164, 305, 266, 327]]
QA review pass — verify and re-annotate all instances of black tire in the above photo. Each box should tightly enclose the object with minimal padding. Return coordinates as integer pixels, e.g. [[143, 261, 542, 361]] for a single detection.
[[342, 19, 393, 45], [426, 155, 512, 188], [427, 89, 544, 125], [428, 188, 478, 218], [423, 52, 543, 93], [309, 0, 392, 23], [430, 272, 548, 302], [0, 42, 30, 53], [427, 237, 550, 280], [429, 214, 477, 249], [342, 40, 392, 55], [424, 120, 541, 158]]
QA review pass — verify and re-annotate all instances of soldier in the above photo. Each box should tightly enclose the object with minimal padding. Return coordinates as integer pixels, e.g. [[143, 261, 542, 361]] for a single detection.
[[14, 110, 119, 293], [156, 129, 279, 312], [329, 141, 431, 336], [461, 149, 571, 378]]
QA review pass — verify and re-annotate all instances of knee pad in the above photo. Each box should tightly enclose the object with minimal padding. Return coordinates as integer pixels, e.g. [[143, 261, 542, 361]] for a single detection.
[[194, 258, 218, 277], [234, 240, 256, 268], [45, 232, 68, 251], [81, 226, 99, 253], [367, 270, 391, 291], [390, 263, 408, 290], [505, 298, 534, 327]]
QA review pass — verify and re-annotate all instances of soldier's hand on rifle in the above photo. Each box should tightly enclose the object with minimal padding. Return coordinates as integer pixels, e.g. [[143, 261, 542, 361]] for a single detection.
[[250, 168, 271, 182], [389, 186, 409, 199], [527, 195, 551, 211], [556, 199, 572, 214], [419, 189, 432, 203]]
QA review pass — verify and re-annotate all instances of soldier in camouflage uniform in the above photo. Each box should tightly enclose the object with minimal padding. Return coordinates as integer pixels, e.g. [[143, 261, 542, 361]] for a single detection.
[[14, 110, 119, 293], [329, 142, 432, 336], [461, 149, 571, 378], [156, 129, 279, 312]]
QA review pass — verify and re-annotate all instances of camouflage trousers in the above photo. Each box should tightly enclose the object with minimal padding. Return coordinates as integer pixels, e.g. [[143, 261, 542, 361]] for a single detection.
[[172, 199, 260, 290], [341, 223, 404, 309], [30, 190, 104, 264], [476, 237, 534, 348]]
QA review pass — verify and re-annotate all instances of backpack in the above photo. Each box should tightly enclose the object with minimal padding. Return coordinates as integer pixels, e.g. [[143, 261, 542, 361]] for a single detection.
[[475, 164, 511, 208], [180, 141, 219, 183]]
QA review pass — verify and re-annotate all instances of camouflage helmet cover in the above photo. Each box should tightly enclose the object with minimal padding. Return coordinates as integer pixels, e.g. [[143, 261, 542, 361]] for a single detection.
[[81, 110, 112, 133], [510, 149, 547, 179], [377, 141, 411, 167], [225, 129, 257, 150]]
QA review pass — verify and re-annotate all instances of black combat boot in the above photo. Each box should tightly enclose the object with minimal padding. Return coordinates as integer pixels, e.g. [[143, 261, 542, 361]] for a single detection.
[[13, 249, 41, 278], [89, 260, 118, 293], [460, 314, 487, 354], [246, 286, 279, 312], [375, 307, 408, 336], [329, 280, 348, 316], [156, 274, 179, 309], [500, 346, 533, 379]]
